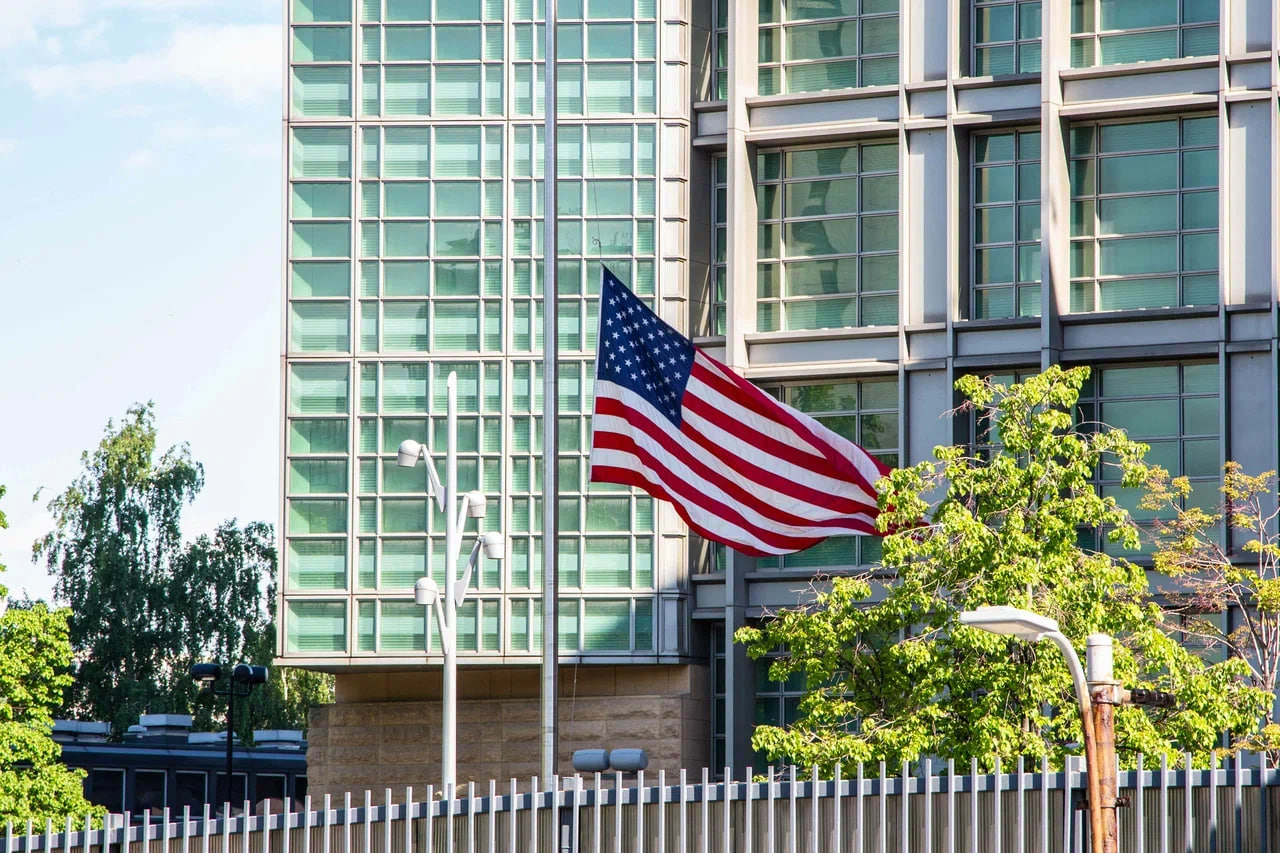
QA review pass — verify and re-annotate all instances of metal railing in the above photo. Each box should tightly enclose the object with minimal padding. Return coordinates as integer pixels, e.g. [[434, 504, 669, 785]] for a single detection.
[[10, 752, 1280, 852]]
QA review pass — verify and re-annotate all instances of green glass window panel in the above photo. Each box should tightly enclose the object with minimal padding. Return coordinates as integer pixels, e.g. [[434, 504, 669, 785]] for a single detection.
[[1100, 0, 1177, 29], [974, 133, 1014, 165], [586, 63, 633, 113], [861, 215, 897, 252], [356, 601, 375, 651], [860, 253, 898, 290], [509, 598, 530, 650], [288, 499, 348, 534], [1101, 364, 1177, 397], [1181, 25, 1217, 57], [975, 165, 1014, 204], [1182, 232, 1217, 272], [433, 302, 481, 349], [584, 126, 632, 176], [975, 5, 1014, 42], [435, 182, 481, 217], [434, 222, 481, 256], [1099, 236, 1177, 276], [384, 182, 430, 217], [361, 126, 380, 176], [381, 262, 427, 296], [295, 0, 351, 23], [293, 222, 350, 258], [1099, 30, 1177, 65], [383, 222, 429, 256], [860, 379, 898, 409], [291, 302, 350, 352], [293, 262, 350, 297], [382, 363, 428, 411], [785, 259, 856, 296], [1183, 396, 1217, 435], [384, 66, 430, 114], [1070, 200, 1094, 237], [360, 221, 380, 257], [582, 538, 630, 587], [386, 0, 430, 19], [587, 23, 632, 58], [360, 182, 380, 218], [633, 599, 653, 650], [358, 459, 376, 492], [1017, 164, 1039, 201], [357, 540, 376, 590], [975, 246, 1013, 284], [1018, 244, 1040, 282], [358, 498, 376, 532], [1182, 0, 1218, 23], [859, 411, 898, 449], [1101, 398, 1177, 436], [381, 302, 427, 350], [631, 537, 653, 586], [1020, 2, 1042, 36], [438, 0, 481, 18], [434, 362, 481, 410], [285, 601, 346, 653], [383, 128, 431, 176], [362, 25, 380, 60], [785, 297, 856, 330], [787, 535, 855, 568], [786, 178, 857, 218], [974, 287, 1014, 320], [290, 459, 349, 494], [287, 539, 346, 589], [293, 66, 352, 117], [435, 128, 483, 177], [1181, 191, 1217, 230], [1182, 274, 1217, 306], [785, 60, 857, 94], [585, 497, 628, 531], [293, 184, 351, 222], [1098, 194, 1176, 235], [381, 459, 428, 494], [786, 21, 856, 61], [379, 601, 425, 651], [290, 364, 349, 414], [1182, 116, 1216, 147], [974, 207, 1013, 245], [784, 219, 857, 257], [290, 418, 348, 453], [382, 499, 428, 532], [359, 364, 378, 413], [787, 0, 855, 19], [1018, 203, 1041, 241], [435, 65, 482, 114], [585, 180, 631, 215], [860, 295, 897, 324], [385, 25, 431, 58], [1182, 149, 1217, 188], [382, 418, 429, 452], [1098, 277, 1177, 310], [359, 418, 378, 452], [434, 262, 481, 295], [582, 600, 629, 650], [1183, 438, 1219, 477], [1069, 158, 1095, 196], [381, 539, 428, 586], [1099, 121, 1178, 154], [435, 25, 481, 60]]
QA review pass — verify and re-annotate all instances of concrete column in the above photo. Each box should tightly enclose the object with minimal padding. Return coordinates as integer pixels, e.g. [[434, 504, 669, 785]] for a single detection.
[[723, 548, 756, 779], [1038, 0, 1070, 368], [721, 0, 758, 372]]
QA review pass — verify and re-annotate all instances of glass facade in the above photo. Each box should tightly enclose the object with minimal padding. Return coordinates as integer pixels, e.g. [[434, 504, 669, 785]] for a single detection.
[[1069, 116, 1218, 313], [971, 128, 1041, 319], [1070, 0, 1218, 67], [972, 0, 1042, 75], [758, 0, 899, 96], [284, 0, 666, 658]]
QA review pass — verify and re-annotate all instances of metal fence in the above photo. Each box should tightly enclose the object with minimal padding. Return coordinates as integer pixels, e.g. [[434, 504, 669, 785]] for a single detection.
[[11, 753, 1280, 853]]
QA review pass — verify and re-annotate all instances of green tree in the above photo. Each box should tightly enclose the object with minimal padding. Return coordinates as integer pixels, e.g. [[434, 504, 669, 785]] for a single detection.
[[35, 404, 333, 739], [0, 486, 104, 823], [737, 367, 1267, 773]]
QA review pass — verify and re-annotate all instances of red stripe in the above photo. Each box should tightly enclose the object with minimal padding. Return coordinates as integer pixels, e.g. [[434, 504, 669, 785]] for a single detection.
[[688, 362, 826, 463], [693, 354, 889, 497], [588, 465, 789, 557], [594, 395, 879, 520], [593, 429, 877, 537], [589, 436, 838, 552]]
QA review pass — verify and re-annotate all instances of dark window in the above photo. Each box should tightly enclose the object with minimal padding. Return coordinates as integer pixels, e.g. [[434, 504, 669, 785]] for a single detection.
[[214, 773, 248, 807], [88, 769, 126, 813], [295, 776, 308, 801], [256, 774, 286, 809], [133, 770, 167, 813], [175, 772, 207, 811]]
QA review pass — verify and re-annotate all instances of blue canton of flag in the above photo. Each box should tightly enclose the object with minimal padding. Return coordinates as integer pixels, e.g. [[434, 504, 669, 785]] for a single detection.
[[596, 267, 695, 426]]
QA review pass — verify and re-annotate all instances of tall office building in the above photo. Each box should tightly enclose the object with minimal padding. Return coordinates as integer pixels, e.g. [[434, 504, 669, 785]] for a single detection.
[[280, 0, 1280, 794]]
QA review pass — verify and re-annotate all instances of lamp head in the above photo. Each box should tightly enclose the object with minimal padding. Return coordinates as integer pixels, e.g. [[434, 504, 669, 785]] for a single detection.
[[465, 491, 487, 518], [190, 663, 222, 684], [233, 664, 268, 685], [396, 439, 424, 468], [414, 576, 440, 607], [958, 606, 1060, 641], [480, 532, 505, 561]]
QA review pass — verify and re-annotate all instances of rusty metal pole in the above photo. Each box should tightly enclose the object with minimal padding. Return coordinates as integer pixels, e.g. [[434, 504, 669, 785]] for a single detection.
[[1088, 634, 1120, 853]]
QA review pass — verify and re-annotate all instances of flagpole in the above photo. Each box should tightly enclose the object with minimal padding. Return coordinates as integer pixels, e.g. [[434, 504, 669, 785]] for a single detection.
[[539, 0, 560, 784]]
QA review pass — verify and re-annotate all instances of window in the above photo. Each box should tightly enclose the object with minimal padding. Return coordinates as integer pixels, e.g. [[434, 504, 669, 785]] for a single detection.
[[756, 378, 896, 570], [88, 769, 125, 813], [709, 155, 726, 336], [753, 656, 806, 767], [255, 774, 287, 807], [757, 142, 899, 332], [214, 773, 248, 808], [175, 772, 207, 811], [972, 0, 1041, 75], [510, 0, 658, 118], [359, 0, 504, 117], [758, 0, 899, 95], [711, 625, 726, 772], [286, 601, 347, 652], [132, 770, 167, 812], [1069, 116, 1218, 312], [712, 0, 727, 99], [971, 128, 1041, 319], [1070, 0, 1218, 68], [1076, 361, 1220, 553]]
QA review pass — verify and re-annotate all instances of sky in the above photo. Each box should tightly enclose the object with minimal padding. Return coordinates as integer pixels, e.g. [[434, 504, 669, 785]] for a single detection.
[[0, 0, 284, 601]]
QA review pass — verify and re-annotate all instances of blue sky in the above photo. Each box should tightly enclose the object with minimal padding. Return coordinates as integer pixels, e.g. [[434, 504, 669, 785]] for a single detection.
[[0, 0, 284, 600]]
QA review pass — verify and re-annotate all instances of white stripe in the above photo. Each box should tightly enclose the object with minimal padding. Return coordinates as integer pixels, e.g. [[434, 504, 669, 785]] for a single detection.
[[680, 385, 879, 507], [696, 351, 887, 493], [590, 446, 791, 555], [592, 384, 879, 540], [689, 354, 828, 459]]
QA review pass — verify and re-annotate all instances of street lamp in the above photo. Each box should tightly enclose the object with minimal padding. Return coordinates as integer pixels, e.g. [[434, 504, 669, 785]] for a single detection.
[[190, 662, 268, 810], [397, 371, 506, 791], [958, 606, 1107, 853]]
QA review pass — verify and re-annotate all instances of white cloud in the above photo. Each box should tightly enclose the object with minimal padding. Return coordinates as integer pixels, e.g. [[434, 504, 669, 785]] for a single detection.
[[121, 147, 154, 169], [0, 0, 275, 50], [0, 139, 15, 157], [23, 23, 281, 102]]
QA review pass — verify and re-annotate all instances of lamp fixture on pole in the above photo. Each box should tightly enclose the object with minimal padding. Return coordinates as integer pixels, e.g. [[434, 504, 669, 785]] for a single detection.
[[190, 662, 268, 812]]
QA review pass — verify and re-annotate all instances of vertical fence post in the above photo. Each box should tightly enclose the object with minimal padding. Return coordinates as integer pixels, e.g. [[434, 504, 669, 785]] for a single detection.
[[1134, 753, 1144, 853], [810, 766, 820, 853], [767, 766, 776, 853], [1159, 753, 1169, 853], [699, 769, 708, 853], [425, 784, 433, 853], [282, 797, 290, 853], [361, 790, 370, 853], [530, 778, 539, 852], [341, 792, 349, 853], [834, 763, 844, 853], [615, 772, 624, 853], [1061, 756, 1072, 853], [264, 799, 272, 853], [1232, 753, 1242, 853], [1015, 756, 1025, 853], [743, 769, 753, 853], [508, 780, 517, 853], [719, 771, 730, 853], [1260, 752, 1271, 853], [899, 761, 908, 853], [677, 770, 685, 853], [488, 780, 497, 853], [789, 766, 798, 853], [656, 771, 664, 853], [856, 762, 865, 853], [634, 772, 643, 853], [466, 781, 475, 853], [404, 786, 413, 853], [921, 759, 932, 853], [1184, 753, 1194, 853]]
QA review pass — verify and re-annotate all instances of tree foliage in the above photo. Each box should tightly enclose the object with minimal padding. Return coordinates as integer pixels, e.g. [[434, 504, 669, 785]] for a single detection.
[[35, 404, 333, 740], [0, 486, 104, 823], [737, 367, 1267, 773]]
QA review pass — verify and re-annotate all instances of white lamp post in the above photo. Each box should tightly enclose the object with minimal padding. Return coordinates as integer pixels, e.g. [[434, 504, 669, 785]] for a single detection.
[[958, 606, 1107, 852], [397, 371, 505, 791]]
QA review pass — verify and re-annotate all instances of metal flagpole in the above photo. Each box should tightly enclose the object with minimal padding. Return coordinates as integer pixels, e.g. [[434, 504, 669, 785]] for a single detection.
[[540, 0, 560, 784]]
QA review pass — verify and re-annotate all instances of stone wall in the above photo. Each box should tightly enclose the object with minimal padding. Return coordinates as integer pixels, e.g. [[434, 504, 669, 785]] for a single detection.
[[304, 664, 709, 798]]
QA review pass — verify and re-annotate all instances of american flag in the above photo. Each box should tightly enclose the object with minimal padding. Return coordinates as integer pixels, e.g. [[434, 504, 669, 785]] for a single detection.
[[588, 267, 889, 557]]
